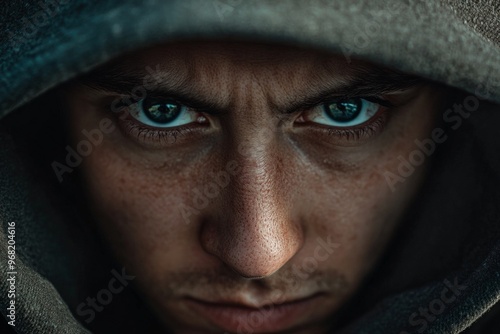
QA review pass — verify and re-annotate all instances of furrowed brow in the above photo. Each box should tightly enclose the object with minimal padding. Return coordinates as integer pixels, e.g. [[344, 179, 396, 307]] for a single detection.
[[79, 63, 423, 115]]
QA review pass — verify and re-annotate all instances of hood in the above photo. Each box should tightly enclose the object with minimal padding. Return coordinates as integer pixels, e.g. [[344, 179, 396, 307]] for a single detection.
[[1, 1, 499, 333]]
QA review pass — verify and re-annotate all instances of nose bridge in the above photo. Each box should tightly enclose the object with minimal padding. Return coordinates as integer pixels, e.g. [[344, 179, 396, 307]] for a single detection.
[[201, 135, 303, 278]]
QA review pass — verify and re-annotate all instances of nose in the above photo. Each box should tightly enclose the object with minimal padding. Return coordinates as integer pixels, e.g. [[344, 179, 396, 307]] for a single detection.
[[200, 141, 304, 278]]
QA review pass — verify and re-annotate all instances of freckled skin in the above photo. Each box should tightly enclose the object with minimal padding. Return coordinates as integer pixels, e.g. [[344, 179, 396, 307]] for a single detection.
[[64, 41, 448, 333]]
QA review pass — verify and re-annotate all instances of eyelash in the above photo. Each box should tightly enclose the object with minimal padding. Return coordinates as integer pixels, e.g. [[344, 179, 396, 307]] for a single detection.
[[321, 111, 389, 141], [121, 121, 194, 144], [109, 95, 394, 145], [117, 112, 206, 147]]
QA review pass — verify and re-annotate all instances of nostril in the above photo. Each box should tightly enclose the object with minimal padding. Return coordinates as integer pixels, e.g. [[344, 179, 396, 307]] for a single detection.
[[200, 220, 304, 278], [231, 270, 266, 280], [222, 253, 289, 278]]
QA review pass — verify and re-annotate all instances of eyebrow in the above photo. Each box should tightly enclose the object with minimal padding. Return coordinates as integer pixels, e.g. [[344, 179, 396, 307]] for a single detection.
[[79, 64, 230, 114], [79, 63, 424, 115], [284, 68, 423, 113]]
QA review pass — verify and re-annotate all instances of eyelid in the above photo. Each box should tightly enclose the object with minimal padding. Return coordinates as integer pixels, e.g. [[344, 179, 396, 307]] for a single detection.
[[290, 93, 395, 115], [299, 102, 391, 145], [361, 96, 395, 108], [296, 80, 426, 114], [112, 92, 224, 117]]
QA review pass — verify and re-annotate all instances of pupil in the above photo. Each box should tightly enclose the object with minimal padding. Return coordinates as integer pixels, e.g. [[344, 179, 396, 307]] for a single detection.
[[325, 98, 362, 123], [143, 99, 181, 124]]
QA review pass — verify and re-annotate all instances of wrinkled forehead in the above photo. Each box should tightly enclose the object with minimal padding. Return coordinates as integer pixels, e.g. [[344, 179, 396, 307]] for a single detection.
[[84, 40, 389, 91], [79, 40, 422, 115]]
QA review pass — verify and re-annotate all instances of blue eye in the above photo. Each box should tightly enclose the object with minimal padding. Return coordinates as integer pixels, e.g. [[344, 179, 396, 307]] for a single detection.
[[310, 98, 382, 127], [325, 99, 362, 122], [128, 98, 197, 128]]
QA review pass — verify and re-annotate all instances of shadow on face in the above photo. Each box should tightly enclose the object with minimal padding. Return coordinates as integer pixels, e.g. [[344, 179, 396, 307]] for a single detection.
[[62, 40, 449, 333]]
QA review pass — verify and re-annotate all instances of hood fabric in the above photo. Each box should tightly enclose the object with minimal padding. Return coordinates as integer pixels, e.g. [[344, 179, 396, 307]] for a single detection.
[[1, 1, 499, 333]]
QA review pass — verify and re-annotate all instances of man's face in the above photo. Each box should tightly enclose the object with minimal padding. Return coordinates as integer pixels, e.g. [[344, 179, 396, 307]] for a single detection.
[[65, 41, 446, 333]]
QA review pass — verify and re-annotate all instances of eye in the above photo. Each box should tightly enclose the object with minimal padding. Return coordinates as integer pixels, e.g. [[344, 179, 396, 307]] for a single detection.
[[128, 97, 198, 128], [307, 98, 383, 128]]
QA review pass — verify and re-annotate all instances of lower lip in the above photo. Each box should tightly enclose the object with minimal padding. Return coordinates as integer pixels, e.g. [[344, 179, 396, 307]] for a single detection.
[[185, 294, 323, 333]]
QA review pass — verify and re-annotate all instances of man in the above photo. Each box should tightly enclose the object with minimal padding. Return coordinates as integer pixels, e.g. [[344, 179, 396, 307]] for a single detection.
[[1, 1, 499, 334]]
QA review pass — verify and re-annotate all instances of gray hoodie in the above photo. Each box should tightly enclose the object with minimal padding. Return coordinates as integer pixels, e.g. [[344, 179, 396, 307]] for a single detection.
[[0, 1, 499, 333]]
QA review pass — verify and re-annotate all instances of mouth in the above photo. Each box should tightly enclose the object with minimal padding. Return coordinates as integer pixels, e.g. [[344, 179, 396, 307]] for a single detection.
[[184, 293, 326, 333]]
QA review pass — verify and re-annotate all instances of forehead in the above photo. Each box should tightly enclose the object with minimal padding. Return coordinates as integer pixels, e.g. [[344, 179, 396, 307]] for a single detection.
[[127, 40, 352, 73], [80, 40, 422, 116], [97, 40, 378, 97]]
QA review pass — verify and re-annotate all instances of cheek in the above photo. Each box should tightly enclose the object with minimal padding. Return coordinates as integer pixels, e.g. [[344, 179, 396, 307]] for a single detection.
[[301, 170, 411, 281], [300, 111, 435, 284], [65, 92, 214, 279], [81, 143, 202, 281]]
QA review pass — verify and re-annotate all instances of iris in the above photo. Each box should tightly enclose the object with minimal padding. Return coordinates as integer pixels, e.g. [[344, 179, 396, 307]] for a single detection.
[[324, 99, 362, 123], [143, 98, 181, 124]]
